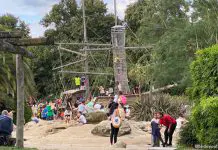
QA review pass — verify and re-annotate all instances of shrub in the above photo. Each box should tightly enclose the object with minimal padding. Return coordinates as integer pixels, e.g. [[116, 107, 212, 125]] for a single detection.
[[132, 93, 189, 121], [24, 103, 32, 123], [13, 103, 32, 124], [178, 121, 198, 147], [188, 45, 218, 100], [191, 96, 218, 145]]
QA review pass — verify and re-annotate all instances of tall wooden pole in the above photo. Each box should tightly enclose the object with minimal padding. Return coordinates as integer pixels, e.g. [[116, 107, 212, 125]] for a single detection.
[[82, 0, 90, 97], [16, 54, 24, 148], [114, 0, 117, 25]]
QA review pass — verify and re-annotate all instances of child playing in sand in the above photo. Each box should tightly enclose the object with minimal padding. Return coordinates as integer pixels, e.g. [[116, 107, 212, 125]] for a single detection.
[[77, 111, 87, 125]]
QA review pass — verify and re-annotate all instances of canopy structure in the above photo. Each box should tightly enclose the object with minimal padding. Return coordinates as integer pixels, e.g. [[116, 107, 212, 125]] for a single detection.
[[62, 89, 85, 95]]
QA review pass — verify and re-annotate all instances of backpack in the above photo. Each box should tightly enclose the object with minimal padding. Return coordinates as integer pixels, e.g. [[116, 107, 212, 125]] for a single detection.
[[118, 95, 127, 105], [111, 109, 121, 128]]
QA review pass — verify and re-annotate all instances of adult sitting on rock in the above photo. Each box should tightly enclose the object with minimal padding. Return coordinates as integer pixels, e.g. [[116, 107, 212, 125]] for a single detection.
[[0, 110, 15, 146]]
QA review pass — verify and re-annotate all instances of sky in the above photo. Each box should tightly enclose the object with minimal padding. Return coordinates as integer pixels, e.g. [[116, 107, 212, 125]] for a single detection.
[[0, 0, 137, 37]]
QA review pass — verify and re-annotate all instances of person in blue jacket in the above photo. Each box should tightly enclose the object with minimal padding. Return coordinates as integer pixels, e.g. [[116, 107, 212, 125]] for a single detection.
[[41, 106, 48, 120], [0, 110, 15, 146]]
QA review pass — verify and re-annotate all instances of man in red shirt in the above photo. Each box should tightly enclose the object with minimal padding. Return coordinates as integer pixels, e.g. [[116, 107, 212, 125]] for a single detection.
[[157, 112, 177, 146]]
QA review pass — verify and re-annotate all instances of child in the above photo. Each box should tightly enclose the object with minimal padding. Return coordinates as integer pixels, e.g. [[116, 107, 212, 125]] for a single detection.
[[64, 107, 72, 124], [151, 112, 165, 147], [77, 111, 87, 125]]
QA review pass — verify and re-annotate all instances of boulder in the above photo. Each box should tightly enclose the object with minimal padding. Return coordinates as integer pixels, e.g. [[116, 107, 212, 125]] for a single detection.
[[112, 141, 127, 148], [86, 111, 107, 123], [129, 120, 150, 132], [91, 120, 131, 137]]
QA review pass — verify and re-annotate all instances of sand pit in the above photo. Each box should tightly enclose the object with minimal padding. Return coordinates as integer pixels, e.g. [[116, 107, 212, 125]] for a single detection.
[[21, 119, 177, 150]]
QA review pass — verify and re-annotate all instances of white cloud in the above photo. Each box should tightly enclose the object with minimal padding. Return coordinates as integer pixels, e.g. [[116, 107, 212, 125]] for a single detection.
[[0, 0, 58, 18], [106, 0, 137, 19], [29, 22, 47, 38]]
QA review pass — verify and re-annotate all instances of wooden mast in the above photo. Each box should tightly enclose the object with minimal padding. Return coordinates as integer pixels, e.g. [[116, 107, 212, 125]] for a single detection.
[[16, 53, 25, 148]]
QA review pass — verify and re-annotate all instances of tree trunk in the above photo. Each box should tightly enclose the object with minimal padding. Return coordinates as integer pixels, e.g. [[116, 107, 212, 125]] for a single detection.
[[16, 54, 24, 148]]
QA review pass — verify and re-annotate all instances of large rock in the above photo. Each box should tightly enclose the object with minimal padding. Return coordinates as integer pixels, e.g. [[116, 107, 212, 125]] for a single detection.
[[86, 111, 107, 123], [91, 120, 131, 137], [112, 141, 127, 148], [129, 120, 150, 132]]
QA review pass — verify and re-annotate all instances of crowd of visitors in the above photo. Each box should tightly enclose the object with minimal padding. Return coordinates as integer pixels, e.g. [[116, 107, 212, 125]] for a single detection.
[[0, 79, 187, 148]]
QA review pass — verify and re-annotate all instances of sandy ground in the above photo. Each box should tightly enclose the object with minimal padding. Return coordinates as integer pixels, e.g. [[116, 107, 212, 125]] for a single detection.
[[16, 120, 177, 150]]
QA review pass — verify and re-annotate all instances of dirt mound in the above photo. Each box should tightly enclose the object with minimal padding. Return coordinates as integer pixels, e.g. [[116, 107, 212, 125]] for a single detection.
[[24, 119, 74, 139]]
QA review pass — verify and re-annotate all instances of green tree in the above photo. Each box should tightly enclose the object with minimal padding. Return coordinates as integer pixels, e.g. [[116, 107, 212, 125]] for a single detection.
[[33, 0, 115, 97], [125, 0, 218, 94], [125, 0, 191, 93], [188, 45, 218, 100]]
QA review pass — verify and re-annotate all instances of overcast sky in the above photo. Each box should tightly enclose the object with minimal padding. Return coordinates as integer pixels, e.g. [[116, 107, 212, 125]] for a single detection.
[[0, 0, 137, 37]]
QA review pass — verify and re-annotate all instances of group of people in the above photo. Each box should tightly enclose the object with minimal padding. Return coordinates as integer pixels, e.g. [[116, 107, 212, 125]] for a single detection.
[[151, 112, 187, 147], [31, 101, 59, 121], [31, 97, 88, 125], [74, 76, 87, 90]]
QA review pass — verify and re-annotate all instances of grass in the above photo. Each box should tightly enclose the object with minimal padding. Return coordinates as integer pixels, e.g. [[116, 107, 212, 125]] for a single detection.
[[177, 145, 195, 150], [0, 147, 37, 150]]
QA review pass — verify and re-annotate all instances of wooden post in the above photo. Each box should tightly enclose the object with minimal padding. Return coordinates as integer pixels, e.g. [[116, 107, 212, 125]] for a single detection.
[[82, 0, 90, 97], [16, 54, 25, 148]]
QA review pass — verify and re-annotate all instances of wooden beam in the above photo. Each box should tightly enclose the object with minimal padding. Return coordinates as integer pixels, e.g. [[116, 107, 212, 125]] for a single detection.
[[0, 31, 22, 39], [79, 48, 111, 51], [16, 54, 24, 148], [59, 47, 85, 56], [142, 84, 178, 95], [55, 42, 112, 47], [124, 46, 153, 50], [0, 40, 34, 58], [59, 71, 113, 75], [8, 37, 54, 46], [53, 59, 86, 70]]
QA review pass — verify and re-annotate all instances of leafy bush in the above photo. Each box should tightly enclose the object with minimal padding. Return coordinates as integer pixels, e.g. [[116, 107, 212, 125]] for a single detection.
[[188, 45, 218, 100], [191, 97, 218, 145], [13, 103, 32, 124], [179, 121, 198, 147], [24, 103, 32, 123], [132, 93, 189, 121]]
